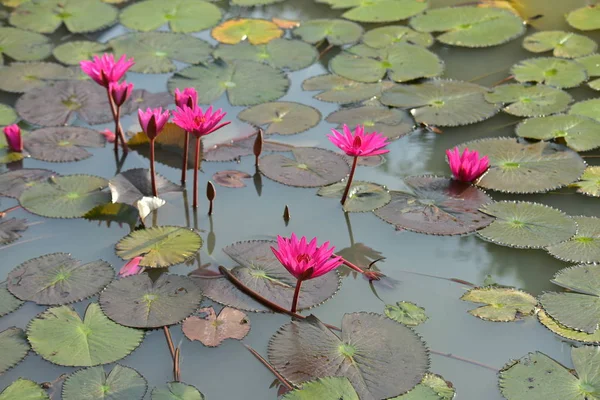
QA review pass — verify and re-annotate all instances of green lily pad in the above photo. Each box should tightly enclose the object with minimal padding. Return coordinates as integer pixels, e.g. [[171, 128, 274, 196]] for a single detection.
[[570, 98, 600, 122], [0, 104, 18, 126], [292, 19, 363, 46], [52, 40, 110, 65], [381, 79, 499, 127], [212, 18, 283, 45], [259, 147, 350, 188], [394, 374, 455, 400], [302, 74, 395, 104], [460, 287, 536, 322], [567, 5, 600, 31], [0, 61, 72, 93], [0, 285, 24, 317], [457, 138, 586, 193], [99, 274, 202, 328], [318, 181, 391, 212], [232, 0, 283, 4], [576, 54, 600, 90], [0, 168, 57, 198], [268, 313, 429, 399], [0, 218, 27, 245], [384, 301, 428, 326], [516, 114, 600, 152], [19, 174, 110, 219], [115, 225, 202, 268], [84, 203, 139, 230], [363, 26, 434, 48], [0, 27, 52, 64], [330, 43, 443, 83], [0, 327, 29, 374], [62, 365, 147, 400], [213, 39, 317, 71], [410, 6, 525, 48], [27, 303, 144, 367], [25, 126, 105, 162], [10, 0, 118, 33], [282, 377, 359, 400], [109, 168, 182, 205], [168, 60, 289, 106], [110, 32, 212, 74], [547, 217, 600, 263], [484, 83, 573, 117], [538, 309, 600, 344], [316, 0, 428, 23], [238, 102, 321, 135], [120, 0, 221, 32], [0, 379, 48, 400], [523, 31, 597, 58], [326, 105, 414, 140], [373, 176, 493, 235], [478, 201, 577, 248], [151, 382, 205, 400], [511, 57, 587, 89], [574, 166, 600, 197]]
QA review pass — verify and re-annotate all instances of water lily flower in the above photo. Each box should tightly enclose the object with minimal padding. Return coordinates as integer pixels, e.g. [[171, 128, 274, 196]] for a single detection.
[[80, 53, 135, 88], [100, 128, 116, 143], [138, 107, 170, 197], [271, 233, 343, 313], [109, 81, 133, 107], [2, 124, 22, 152], [119, 256, 144, 277], [174, 87, 198, 109], [446, 146, 489, 182]]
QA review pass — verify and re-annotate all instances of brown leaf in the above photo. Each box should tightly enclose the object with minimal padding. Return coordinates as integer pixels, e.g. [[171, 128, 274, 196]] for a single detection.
[[182, 307, 250, 347]]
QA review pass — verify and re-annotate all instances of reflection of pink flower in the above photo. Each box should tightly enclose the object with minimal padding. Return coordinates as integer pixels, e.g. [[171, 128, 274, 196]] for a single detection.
[[109, 81, 133, 107], [119, 256, 144, 277], [172, 105, 230, 138], [100, 128, 116, 143], [138, 107, 170, 140], [174, 87, 198, 109], [80, 53, 135, 87], [3, 124, 22, 152], [446, 147, 490, 182], [328, 124, 389, 157]]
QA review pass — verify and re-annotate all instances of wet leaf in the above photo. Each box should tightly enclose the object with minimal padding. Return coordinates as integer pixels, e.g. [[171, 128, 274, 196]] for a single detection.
[[538, 309, 600, 344], [238, 102, 321, 135], [52, 40, 109, 65], [212, 18, 283, 45], [523, 31, 596, 58], [547, 217, 600, 264], [318, 181, 391, 212], [478, 201, 577, 248], [0, 379, 48, 400], [460, 287, 536, 322], [511, 57, 587, 89], [120, 0, 222, 32], [268, 313, 429, 399], [0, 61, 72, 93], [485, 83, 573, 117], [577, 54, 600, 90], [384, 301, 428, 326], [336, 243, 383, 274], [394, 374, 455, 400], [151, 382, 205, 400], [570, 98, 600, 122], [0, 285, 24, 317], [232, 0, 284, 4], [282, 377, 359, 399], [326, 105, 414, 140], [302, 74, 395, 104], [516, 114, 600, 152], [212, 170, 251, 188], [567, 5, 600, 31], [62, 365, 147, 400], [0, 218, 27, 245], [374, 176, 493, 235], [203, 131, 292, 162], [317, 0, 428, 23], [292, 19, 363, 46], [25, 126, 105, 162], [27, 303, 144, 366], [0, 104, 18, 126], [0, 327, 29, 374], [182, 307, 250, 347], [84, 202, 139, 230], [363, 26, 434, 48], [0, 27, 52, 63], [574, 166, 600, 197], [109, 168, 182, 205]]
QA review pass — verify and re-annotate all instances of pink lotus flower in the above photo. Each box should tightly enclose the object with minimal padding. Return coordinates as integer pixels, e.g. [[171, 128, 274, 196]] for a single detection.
[[100, 128, 116, 143], [172, 105, 230, 138], [80, 53, 135, 88], [109, 81, 133, 107], [3, 124, 22, 152], [446, 147, 490, 182], [328, 124, 390, 157], [119, 256, 144, 277], [174, 88, 198, 109], [138, 107, 170, 140]]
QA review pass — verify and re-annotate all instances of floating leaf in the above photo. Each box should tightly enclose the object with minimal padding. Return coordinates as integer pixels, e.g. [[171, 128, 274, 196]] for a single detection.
[[110, 32, 212, 74], [538, 309, 600, 344], [547, 217, 600, 264], [317, 0, 428, 23], [7, 252, 114, 305], [302, 74, 395, 104], [511, 57, 587, 89], [62, 365, 147, 400], [268, 313, 429, 399], [374, 176, 493, 235], [212, 18, 283, 45], [27, 303, 144, 367], [282, 377, 359, 400], [213, 39, 317, 71], [25, 126, 105, 162], [84, 202, 139, 230], [395, 374, 455, 400], [457, 138, 586, 193], [574, 166, 600, 197], [0, 285, 24, 317], [238, 102, 321, 135], [120, 0, 221, 32], [577, 54, 600, 90], [19, 174, 110, 219], [460, 287, 536, 322], [122, 90, 173, 115], [52, 40, 110, 65], [203, 131, 292, 162], [109, 168, 182, 205], [567, 5, 600, 31], [0, 168, 57, 198], [99, 274, 202, 328], [212, 170, 251, 188], [151, 382, 205, 400], [523, 31, 596, 58], [0, 218, 27, 245], [232, 0, 284, 4], [384, 301, 428, 326], [0, 27, 52, 63], [326, 105, 414, 140], [10, 0, 118, 33], [516, 114, 600, 152], [115, 225, 202, 268], [0, 104, 18, 126], [363, 26, 434, 48], [381, 79, 499, 127], [570, 98, 600, 122], [478, 201, 577, 248], [168, 60, 289, 106], [0, 62, 72, 93], [182, 307, 250, 347], [292, 19, 363, 46], [0, 327, 29, 374], [330, 43, 443, 83], [259, 147, 350, 188], [484, 83, 573, 117], [318, 181, 391, 212], [0, 379, 48, 400]]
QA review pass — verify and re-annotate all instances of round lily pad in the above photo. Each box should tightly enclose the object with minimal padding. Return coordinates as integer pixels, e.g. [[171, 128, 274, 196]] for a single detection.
[[110, 32, 212, 74], [523, 31, 597, 58], [484, 83, 573, 117], [25, 126, 105, 162], [0, 168, 57, 198], [115, 226, 202, 268], [232, 0, 283, 4], [569, 98, 600, 122], [238, 102, 321, 135], [7, 252, 114, 305], [182, 307, 250, 347], [282, 377, 359, 400], [460, 287, 536, 322], [151, 382, 205, 400], [384, 301, 428, 326], [0, 104, 18, 126], [27, 303, 144, 367], [363, 26, 434, 48], [52, 40, 110, 65], [62, 365, 147, 400], [168, 60, 289, 106], [317, 181, 391, 212], [259, 147, 350, 188], [109, 168, 182, 205], [19, 174, 110, 219], [212, 18, 283, 45], [457, 137, 586, 193], [574, 166, 600, 197], [99, 274, 202, 328], [567, 5, 600, 31], [538, 309, 600, 344], [326, 105, 414, 140], [381, 79, 500, 127], [0, 218, 27, 245], [330, 43, 443, 83], [516, 114, 600, 152], [478, 201, 577, 248], [0, 133, 25, 164], [10, 0, 118, 33], [120, 0, 222, 32], [547, 217, 600, 264], [400, 374, 455, 400], [0, 27, 52, 64], [202, 131, 292, 162], [410, 6, 525, 48], [0, 379, 48, 400], [302, 74, 395, 104], [0, 285, 24, 317], [293, 19, 363, 46], [0, 61, 72, 93], [576, 54, 600, 90], [0, 327, 29, 374], [316, 0, 428, 23], [511, 57, 587, 88], [268, 313, 429, 399], [374, 176, 493, 235]]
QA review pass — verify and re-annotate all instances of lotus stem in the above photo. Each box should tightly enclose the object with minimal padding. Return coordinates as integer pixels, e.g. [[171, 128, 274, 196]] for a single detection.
[[193, 136, 201, 209], [206, 181, 215, 215], [181, 131, 190, 185], [340, 156, 358, 206], [0, 205, 21, 218], [244, 344, 294, 391], [174, 346, 181, 382], [163, 326, 175, 359], [337, 256, 384, 281], [492, 75, 514, 87], [114, 106, 121, 153], [105, 88, 128, 153], [429, 349, 498, 372], [149, 138, 158, 197], [290, 279, 303, 313]]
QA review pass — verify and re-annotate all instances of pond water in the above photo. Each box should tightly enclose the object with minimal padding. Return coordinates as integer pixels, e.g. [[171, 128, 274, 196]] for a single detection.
[[1, 0, 600, 399]]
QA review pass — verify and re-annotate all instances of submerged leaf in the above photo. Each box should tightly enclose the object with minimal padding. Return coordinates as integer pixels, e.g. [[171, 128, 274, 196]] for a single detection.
[[62, 365, 148, 400], [574, 166, 600, 197], [212, 170, 251, 188], [238, 102, 321, 135], [0, 327, 29, 374], [293, 19, 363, 46], [511, 57, 587, 89], [182, 307, 250, 347], [460, 287, 536, 322], [523, 31, 597, 58], [516, 114, 600, 152], [25, 126, 105, 162], [84, 202, 139, 230], [547, 216, 600, 264], [302, 74, 395, 104], [120, 0, 222, 32], [316, 0, 428, 23], [318, 181, 391, 212], [151, 382, 205, 400], [212, 18, 283, 45], [384, 302, 428, 326], [109, 168, 182, 205], [485, 83, 573, 117], [282, 377, 359, 400], [0, 218, 27, 245]]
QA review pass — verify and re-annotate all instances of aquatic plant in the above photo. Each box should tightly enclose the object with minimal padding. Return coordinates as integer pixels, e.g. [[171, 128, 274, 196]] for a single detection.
[[446, 146, 490, 182], [138, 107, 170, 197]]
